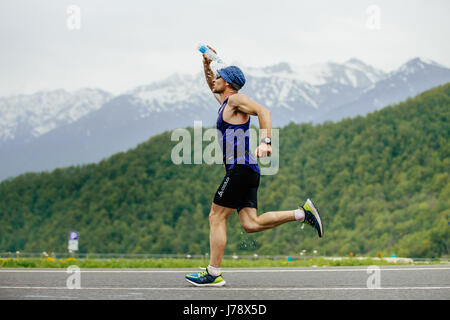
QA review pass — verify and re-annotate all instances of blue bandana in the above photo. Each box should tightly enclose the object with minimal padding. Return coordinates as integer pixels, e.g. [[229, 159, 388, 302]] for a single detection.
[[217, 66, 246, 90]]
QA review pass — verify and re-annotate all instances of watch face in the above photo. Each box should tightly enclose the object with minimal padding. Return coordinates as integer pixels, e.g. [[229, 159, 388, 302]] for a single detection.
[[263, 137, 271, 144]]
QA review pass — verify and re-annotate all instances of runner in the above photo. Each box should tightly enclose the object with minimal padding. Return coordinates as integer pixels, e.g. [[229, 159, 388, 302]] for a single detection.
[[185, 46, 323, 287]]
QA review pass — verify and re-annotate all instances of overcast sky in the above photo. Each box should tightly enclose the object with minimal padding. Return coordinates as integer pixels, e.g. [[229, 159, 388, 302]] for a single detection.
[[1, 0, 449, 97]]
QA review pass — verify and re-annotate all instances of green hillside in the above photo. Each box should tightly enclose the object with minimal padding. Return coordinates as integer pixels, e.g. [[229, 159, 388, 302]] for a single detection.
[[1, 84, 449, 258]]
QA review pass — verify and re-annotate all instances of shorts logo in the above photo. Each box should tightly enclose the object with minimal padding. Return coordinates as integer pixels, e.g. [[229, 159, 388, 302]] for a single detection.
[[217, 177, 230, 198]]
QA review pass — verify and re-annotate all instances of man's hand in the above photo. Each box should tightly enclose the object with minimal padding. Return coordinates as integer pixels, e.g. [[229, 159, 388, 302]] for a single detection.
[[203, 45, 217, 65], [255, 143, 272, 158]]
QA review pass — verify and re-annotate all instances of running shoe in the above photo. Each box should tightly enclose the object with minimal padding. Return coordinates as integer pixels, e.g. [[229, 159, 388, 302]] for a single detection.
[[185, 267, 226, 287], [301, 198, 324, 238]]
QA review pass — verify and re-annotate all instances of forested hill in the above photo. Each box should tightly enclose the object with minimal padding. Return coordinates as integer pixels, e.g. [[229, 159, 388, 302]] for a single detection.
[[1, 84, 449, 258]]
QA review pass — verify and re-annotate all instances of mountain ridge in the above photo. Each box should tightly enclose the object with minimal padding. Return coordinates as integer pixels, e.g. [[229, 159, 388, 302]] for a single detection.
[[1, 83, 448, 258], [1, 57, 449, 180]]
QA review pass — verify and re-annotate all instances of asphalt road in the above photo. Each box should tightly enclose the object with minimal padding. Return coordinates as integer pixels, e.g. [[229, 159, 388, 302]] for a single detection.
[[0, 265, 449, 300]]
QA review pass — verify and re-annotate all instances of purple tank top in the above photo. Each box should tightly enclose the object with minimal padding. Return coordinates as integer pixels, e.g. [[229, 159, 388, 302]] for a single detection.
[[216, 97, 260, 174]]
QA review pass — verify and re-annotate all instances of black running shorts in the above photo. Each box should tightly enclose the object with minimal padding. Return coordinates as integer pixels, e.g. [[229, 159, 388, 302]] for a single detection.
[[213, 165, 260, 212]]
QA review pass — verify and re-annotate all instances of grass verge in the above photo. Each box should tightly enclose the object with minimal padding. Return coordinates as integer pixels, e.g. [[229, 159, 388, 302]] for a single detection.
[[0, 257, 444, 268]]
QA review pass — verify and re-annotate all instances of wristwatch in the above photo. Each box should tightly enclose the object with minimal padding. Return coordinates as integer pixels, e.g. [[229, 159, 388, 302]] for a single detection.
[[261, 137, 271, 145]]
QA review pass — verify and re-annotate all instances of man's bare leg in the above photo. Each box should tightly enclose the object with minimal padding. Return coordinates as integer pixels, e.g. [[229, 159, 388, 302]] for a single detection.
[[186, 201, 322, 285], [238, 207, 299, 233], [209, 202, 235, 268]]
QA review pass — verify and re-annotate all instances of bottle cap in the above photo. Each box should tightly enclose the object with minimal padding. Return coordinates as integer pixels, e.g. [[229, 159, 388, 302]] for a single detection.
[[198, 45, 208, 54]]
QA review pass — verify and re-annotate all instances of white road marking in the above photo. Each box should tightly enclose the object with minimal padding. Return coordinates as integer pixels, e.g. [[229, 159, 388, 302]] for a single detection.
[[1, 286, 449, 291], [0, 267, 449, 273]]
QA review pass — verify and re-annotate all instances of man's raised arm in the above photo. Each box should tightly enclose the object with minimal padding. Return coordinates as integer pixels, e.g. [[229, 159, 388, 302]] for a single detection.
[[202, 46, 221, 103]]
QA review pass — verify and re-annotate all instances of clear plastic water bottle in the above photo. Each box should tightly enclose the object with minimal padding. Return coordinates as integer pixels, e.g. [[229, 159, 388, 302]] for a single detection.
[[197, 43, 224, 64]]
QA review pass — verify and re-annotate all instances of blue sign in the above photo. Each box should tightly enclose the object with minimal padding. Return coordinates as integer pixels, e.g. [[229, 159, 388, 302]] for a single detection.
[[68, 231, 79, 251], [69, 231, 78, 241]]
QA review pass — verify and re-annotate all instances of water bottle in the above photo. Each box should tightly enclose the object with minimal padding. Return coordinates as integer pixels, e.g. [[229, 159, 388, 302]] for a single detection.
[[198, 43, 224, 64]]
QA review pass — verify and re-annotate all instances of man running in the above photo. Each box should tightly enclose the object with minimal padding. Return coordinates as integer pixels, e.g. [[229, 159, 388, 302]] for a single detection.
[[185, 46, 323, 287]]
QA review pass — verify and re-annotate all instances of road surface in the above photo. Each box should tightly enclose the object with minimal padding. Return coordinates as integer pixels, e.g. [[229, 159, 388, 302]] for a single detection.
[[1, 265, 449, 300]]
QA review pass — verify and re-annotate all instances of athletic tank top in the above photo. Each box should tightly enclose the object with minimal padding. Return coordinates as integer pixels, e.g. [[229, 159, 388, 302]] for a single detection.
[[216, 96, 260, 174]]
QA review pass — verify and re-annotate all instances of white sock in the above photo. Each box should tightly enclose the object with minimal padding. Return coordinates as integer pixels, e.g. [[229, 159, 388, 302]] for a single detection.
[[208, 265, 221, 276], [294, 208, 305, 221]]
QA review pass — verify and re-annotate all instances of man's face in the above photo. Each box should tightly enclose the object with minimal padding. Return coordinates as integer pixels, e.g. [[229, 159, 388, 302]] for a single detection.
[[212, 74, 227, 94]]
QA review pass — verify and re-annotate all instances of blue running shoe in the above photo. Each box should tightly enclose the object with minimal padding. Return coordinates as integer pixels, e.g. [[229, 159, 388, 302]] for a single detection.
[[185, 267, 226, 287]]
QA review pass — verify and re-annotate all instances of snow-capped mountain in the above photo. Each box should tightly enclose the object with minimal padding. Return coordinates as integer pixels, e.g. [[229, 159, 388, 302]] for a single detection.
[[0, 88, 112, 146], [320, 57, 450, 122], [239, 58, 388, 124], [0, 57, 449, 181], [247, 58, 386, 88]]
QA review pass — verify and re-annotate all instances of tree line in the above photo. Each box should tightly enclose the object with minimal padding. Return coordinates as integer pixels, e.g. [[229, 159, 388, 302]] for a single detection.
[[0, 83, 449, 258]]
